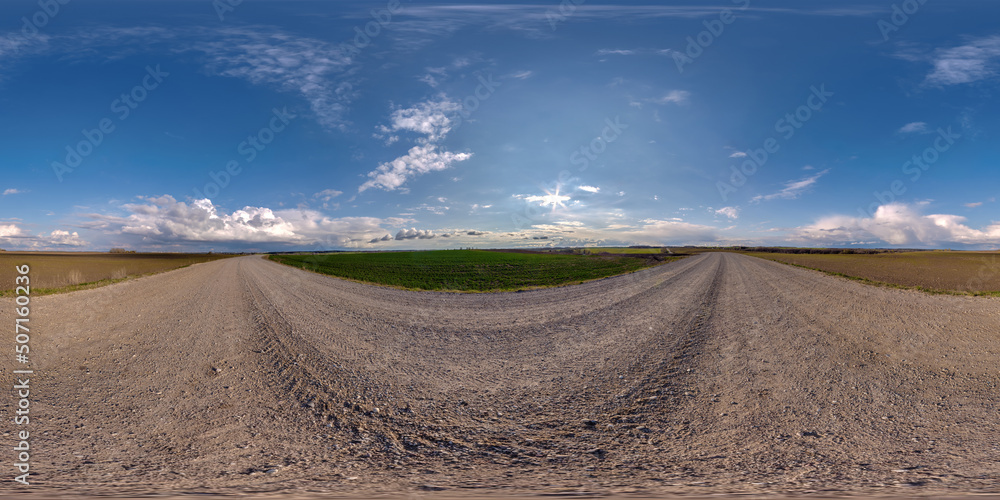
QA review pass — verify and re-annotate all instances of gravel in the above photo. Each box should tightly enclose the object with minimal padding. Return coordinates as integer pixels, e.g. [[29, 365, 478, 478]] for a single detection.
[[3, 252, 1000, 497]]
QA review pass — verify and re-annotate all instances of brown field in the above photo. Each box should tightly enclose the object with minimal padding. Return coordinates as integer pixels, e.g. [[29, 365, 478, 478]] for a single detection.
[[744, 250, 1000, 294], [0, 252, 235, 294]]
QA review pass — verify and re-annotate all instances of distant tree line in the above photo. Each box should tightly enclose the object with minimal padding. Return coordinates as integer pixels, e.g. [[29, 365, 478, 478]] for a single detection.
[[732, 246, 919, 254], [109, 248, 137, 253]]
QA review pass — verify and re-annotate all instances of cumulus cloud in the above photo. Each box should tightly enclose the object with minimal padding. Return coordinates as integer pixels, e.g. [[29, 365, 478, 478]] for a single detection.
[[0, 224, 86, 249], [395, 228, 435, 240], [378, 97, 462, 143], [83, 195, 388, 248], [898, 121, 928, 134], [751, 169, 830, 203], [0, 224, 22, 238], [363, 97, 473, 192], [46, 230, 86, 246], [792, 202, 1000, 246], [926, 35, 1000, 86], [359, 145, 472, 192], [578, 185, 600, 193], [715, 206, 739, 220]]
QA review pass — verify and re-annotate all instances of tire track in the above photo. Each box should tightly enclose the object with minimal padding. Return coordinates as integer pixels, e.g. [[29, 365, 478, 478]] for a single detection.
[[6, 252, 1000, 496]]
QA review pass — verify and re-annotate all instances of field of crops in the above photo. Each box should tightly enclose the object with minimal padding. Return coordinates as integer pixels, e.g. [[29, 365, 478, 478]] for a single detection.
[[269, 250, 676, 292], [0, 252, 234, 295], [577, 247, 668, 254], [746, 251, 1000, 295]]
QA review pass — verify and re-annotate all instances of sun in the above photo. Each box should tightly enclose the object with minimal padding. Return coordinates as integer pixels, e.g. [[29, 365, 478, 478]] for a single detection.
[[528, 185, 571, 211]]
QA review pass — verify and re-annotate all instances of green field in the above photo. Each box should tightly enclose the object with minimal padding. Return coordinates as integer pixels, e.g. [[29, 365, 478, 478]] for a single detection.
[[269, 250, 677, 292], [745, 251, 1000, 296], [576, 247, 669, 254]]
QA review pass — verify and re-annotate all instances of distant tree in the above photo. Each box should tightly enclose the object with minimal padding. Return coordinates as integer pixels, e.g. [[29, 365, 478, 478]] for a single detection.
[[109, 248, 136, 253]]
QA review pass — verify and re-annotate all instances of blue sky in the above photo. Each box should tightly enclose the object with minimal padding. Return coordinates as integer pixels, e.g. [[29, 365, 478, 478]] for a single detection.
[[1, 0, 999, 251]]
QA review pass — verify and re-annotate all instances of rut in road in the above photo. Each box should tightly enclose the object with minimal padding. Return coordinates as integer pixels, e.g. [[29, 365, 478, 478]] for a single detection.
[[238, 252, 725, 464], [4, 252, 1000, 495]]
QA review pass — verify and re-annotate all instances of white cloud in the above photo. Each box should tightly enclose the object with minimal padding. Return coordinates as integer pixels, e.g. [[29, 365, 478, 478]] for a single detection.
[[926, 35, 1000, 86], [578, 185, 600, 193], [965, 202, 983, 208], [0, 224, 86, 249], [514, 192, 571, 208], [510, 70, 533, 79], [46, 230, 86, 247], [193, 28, 354, 129], [649, 90, 690, 104], [411, 204, 450, 215], [314, 189, 342, 201], [595, 49, 635, 56], [794, 203, 1000, 246], [715, 206, 739, 220], [83, 195, 388, 247], [619, 219, 720, 244], [418, 73, 439, 87], [3, 188, 22, 195], [751, 169, 830, 203], [898, 121, 928, 134], [728, 151, 747, 158], [363, 97, 473, 192], [5, 27, 356, 129], [0, 224, 23, 239], [359, 145, 472, 192], [379, 97, 462, 143], [395, 228, 435, 240]]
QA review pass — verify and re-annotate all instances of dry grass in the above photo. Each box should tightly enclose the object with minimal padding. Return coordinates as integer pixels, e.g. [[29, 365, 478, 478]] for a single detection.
[[0, 252, 235, 295], [65, 269, 84, 286], [744, 250, 1000, 295]]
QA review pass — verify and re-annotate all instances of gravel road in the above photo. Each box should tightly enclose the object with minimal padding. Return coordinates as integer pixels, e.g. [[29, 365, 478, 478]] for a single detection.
[[3, 252, 1000, 497]]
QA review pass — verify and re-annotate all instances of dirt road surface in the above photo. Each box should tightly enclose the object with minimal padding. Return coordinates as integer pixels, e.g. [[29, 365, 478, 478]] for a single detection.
[[3, 252, 1000, 498]]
